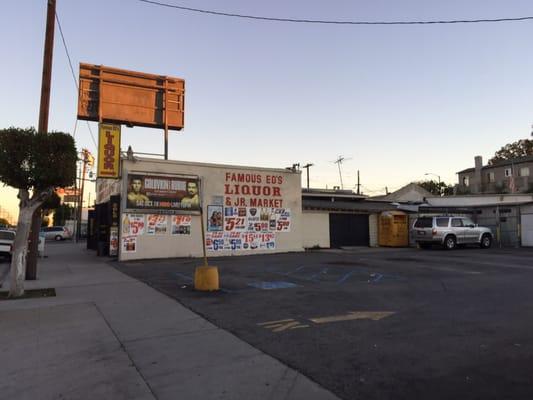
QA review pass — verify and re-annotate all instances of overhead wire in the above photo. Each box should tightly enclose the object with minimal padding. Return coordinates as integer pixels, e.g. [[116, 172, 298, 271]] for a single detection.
[[55, 11, 98, 151], [138, 0, 533, 25]]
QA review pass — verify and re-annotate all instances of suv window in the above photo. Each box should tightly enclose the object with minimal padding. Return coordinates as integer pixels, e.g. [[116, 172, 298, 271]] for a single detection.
[[463, 218, 475, 227], [414, 218, 433, 228], [451, 218, 463, 227], [436, 218, 449, 227], [0, 231, 15, 240], [51, 227, 63, 232]]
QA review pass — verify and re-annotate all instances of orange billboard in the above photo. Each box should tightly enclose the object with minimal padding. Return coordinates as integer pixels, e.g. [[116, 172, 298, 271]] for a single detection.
[[77, 63, 185, 130]]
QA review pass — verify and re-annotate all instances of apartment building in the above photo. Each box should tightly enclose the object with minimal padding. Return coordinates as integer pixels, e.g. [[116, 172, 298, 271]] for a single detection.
[[457, 155, 533, 194]]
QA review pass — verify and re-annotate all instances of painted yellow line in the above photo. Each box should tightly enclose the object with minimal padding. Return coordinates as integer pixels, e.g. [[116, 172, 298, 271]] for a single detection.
[[310, 311, 395, 324], [272, 321, 303, 332], [257, 319, 295, 326], [289, 325, 310, 330]]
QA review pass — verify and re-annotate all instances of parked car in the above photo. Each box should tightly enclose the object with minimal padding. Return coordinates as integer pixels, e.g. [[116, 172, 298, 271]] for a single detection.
[[412, 216, 493, 250], [0, 229, 15, 260], [41, 226, 72, 241]]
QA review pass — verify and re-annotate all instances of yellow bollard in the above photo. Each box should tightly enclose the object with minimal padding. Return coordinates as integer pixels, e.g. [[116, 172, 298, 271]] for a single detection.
[[194, 266, 219, 291]]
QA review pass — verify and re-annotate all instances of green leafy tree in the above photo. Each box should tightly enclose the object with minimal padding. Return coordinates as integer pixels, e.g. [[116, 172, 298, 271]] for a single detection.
[[0, 127, 76, 297], [0, 217, 9, 227], [488, 139, 533, 165], [418, 180, 454, 196]]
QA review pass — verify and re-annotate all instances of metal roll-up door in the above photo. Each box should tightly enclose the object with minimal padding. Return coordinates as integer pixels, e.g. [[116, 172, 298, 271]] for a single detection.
[[329, 213, 369, 247]]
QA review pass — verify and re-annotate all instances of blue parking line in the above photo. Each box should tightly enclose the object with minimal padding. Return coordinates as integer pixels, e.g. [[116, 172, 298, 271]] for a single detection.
[[174, 272, 193, 282], [336, 270, 356, 284], [284, 265, 306, 275]]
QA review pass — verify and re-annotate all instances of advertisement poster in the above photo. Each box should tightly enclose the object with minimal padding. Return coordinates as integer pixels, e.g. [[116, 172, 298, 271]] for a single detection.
[[207, 205, 223, 232], [206, 231, 275, 251], [109, 227, 119, 256], [122, 214, 145, 236], [205, 207, 290, 251], [171, 215, 192, 235], [122, 236, 137, 253], [147, 214, 168, 235], [126, 174, 200, 212]]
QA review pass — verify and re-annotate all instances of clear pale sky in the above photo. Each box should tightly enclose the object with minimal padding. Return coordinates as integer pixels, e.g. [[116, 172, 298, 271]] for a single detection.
[[1, 0, 533, 221]]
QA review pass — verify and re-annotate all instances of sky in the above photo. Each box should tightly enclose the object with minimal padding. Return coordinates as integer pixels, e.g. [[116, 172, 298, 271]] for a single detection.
[[1, 0, 533, 222]]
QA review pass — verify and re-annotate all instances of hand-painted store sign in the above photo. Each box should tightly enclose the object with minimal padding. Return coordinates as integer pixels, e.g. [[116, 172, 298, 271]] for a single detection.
[[224, 172, 284, 207], [97, 124, 121, 178], [207, 170, 292, 252]]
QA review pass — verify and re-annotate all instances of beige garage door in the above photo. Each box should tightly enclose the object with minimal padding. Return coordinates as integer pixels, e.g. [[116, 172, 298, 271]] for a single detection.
[[521, 213, 533, 247]]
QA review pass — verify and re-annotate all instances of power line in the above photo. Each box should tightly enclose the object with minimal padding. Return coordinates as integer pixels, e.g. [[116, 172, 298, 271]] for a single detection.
[[55, 11, 97, 150], [138, 0, 533, 25]]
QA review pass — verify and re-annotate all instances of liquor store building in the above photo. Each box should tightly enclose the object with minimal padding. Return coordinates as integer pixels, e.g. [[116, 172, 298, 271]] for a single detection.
[[94, 157, 303, 261]]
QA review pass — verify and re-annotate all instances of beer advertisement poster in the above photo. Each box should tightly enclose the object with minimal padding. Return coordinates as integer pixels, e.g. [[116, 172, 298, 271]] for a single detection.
[[109, 227, 119, 256], [126, 174, 200, 212], [207, 205, 223, 232], [122, 214, 145, 236], [97, 123, 121, 178]]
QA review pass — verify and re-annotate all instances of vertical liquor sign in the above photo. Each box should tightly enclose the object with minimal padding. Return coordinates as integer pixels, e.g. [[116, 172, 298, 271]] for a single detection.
[[97, 123, 121, 178]]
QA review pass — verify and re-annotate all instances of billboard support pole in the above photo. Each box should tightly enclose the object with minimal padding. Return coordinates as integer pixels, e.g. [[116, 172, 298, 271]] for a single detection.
[[164, 78, 169, 160]]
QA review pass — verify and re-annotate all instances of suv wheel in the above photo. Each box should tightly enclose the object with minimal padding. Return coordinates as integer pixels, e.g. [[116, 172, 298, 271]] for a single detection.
[[480, 234, 492, 249], [54, 235, 63, 241], [444, 235, 456, 250]]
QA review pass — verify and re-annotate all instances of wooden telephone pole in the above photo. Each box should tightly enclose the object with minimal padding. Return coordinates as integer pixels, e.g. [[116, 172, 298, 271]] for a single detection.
[[27, 0, 56, 280], [302, 163, 313, 189]]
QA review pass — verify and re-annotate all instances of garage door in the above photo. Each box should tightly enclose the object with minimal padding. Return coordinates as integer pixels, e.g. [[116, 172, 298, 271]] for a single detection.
[[329, 213, 369, 248], [521, 213, 533, 247]]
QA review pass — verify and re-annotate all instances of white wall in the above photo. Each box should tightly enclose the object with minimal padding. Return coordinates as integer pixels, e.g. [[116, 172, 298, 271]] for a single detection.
[[521, 204, 533, 247], [119, 158, 303, 261], [302, 211, 330, 248]]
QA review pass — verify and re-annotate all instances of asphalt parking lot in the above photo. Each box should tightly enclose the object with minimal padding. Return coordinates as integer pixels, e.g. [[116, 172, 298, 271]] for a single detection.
[[114, 247, 533, 400]]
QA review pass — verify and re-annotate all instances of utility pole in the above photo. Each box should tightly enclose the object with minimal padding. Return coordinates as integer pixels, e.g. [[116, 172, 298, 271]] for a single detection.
[[302, 163, 313, 189], [356, 170, 361, 195], [76, 149, 89, 241], [27, 0, 56, 280]]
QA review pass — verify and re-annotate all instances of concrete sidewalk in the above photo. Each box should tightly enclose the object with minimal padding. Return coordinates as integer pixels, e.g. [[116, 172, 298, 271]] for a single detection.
[[0, 242, 338, 400]]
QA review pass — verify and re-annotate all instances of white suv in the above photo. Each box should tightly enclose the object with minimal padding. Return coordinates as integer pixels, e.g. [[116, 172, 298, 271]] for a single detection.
[[41, 226, 72, 241], [0, 229, 15, 260], [412, 216, 493, 250]]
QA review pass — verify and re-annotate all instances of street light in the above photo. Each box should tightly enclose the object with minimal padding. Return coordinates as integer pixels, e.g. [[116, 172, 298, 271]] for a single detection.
[[424, 172, 441, 196]]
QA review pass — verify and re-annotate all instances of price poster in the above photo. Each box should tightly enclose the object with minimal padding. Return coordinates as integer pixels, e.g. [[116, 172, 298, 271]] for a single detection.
[[205, 231, 224, 251], [122, 235, 137, 253], [206, 207, 287, 252], [147, 214, 168, 235], [171, 215, 192, 235], [122, 214, 145, 236]]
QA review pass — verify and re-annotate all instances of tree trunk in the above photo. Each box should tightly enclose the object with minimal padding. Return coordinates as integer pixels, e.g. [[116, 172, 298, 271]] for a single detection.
[[9, 188, 49, 298]]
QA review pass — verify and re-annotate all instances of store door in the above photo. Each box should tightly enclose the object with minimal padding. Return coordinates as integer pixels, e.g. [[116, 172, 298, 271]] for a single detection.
[[329, 213, 369, 248]]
